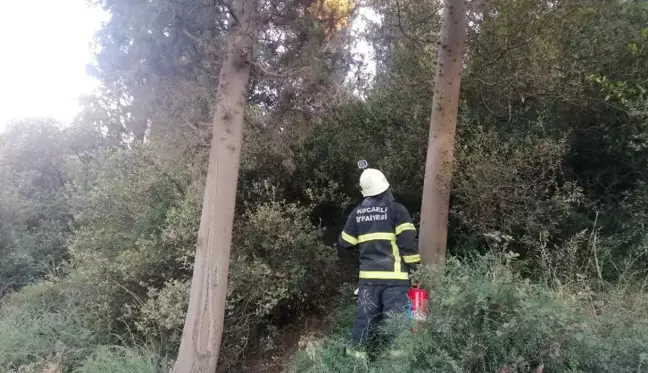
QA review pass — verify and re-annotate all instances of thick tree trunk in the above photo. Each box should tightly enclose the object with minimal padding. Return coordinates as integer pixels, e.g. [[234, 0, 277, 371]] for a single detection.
[[418, 0, 467, 269], [171, 1, 257, 372]]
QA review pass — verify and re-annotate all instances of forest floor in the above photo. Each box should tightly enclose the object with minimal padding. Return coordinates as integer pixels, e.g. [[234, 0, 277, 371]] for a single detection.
[[241, 314, 333, 373]]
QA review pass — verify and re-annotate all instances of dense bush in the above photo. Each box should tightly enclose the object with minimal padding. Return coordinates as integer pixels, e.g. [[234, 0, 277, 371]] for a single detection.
[[0, 133, 339, 372], [289, 254, 648, 373], [133, 198, 339, 370], [0, 120, 74, 293], [0, 282, 93, 371], [74, 347, 163, 373]]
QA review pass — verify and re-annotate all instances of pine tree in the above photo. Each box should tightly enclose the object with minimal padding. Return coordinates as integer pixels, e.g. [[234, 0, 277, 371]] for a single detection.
[[418, 0, 467, 269]]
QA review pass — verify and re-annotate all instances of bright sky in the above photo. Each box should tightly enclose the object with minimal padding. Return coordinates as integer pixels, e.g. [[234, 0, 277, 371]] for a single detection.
[[349, 7, 380, 93], [0, 3, 376, 132], [0, 1, 108, 130]]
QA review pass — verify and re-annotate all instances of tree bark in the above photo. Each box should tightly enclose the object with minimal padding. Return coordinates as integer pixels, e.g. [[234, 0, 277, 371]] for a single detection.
[[418, 0, 467, 269], [171, 1, 258, 372]]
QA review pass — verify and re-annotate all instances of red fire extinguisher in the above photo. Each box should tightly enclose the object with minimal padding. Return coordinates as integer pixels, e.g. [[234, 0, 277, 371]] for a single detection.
[[408, 285, 429, 329]]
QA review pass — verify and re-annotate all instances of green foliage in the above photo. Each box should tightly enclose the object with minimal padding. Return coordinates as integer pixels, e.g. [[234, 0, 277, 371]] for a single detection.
[[294, 100, 426, 201], [75, 346, 162, 373], [0, 120, 340, 371], [289, 254, 648, 373], [0, 119, 74, 292], [453, 120, 583, 250], [3, 0, 648, 372], [135, 280, 190, 350], [219, 199, 338, 368], [0, 282, 94, 371], [232, 199, 337, 314]]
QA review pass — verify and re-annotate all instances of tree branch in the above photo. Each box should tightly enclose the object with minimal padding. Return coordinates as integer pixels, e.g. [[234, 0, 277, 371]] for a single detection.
[[476, 6, 578, 73], [584, 96, 629, 114], [183, 119, 213, 149], [249, 61, 285, 77], [224, 1, 239, 25], [479, 89, 506, 119], [244, 116, 264, 129], [183, 118, 201, 135], [182, 27, 219, 55], [394, 0, 439, 44], [182, 27, 201, 45], [151, 161, 186, 196], [247, 60, 307, 78]]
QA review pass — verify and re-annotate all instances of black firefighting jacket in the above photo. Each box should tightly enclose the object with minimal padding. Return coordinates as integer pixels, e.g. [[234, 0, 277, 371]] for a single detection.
[[338, 191, 420, 285]]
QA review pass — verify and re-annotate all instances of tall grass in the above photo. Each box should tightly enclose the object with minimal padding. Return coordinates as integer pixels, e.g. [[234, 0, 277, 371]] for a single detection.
[[288, 254, 648, 373], [75, 346, 162, 373], [0, 285, 93, 370], [0, 282, 164, 373]]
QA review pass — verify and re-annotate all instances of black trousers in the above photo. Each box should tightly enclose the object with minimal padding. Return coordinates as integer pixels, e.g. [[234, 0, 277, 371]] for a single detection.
[[351, 284, 409, 346]]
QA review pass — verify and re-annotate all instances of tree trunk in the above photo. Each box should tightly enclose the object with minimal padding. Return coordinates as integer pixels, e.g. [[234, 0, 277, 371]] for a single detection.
[[418, 0, 467, 269], [171, 1, 257, 372]]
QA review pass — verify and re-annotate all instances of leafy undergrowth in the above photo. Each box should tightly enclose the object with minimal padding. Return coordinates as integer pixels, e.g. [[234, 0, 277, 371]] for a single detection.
[[0, 280, 352, 373], [0, 281, 166, 373], [74, 347, 162, 373], [287, 254, 648, 373], [238, 306, 350, 373]]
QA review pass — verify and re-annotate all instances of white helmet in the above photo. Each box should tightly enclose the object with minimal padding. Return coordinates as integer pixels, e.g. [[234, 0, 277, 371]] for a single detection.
[[359, 168, 390, 197]]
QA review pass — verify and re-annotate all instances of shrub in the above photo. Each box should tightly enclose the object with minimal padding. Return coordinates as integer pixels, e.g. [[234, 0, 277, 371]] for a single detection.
[[216, 199, 338, 370], [233, 199, 339, 313], [0, 282, 94, 371], [75, 346, 163, 373], [288, 254, 648, 373], [119, 197, 339, 371], [453, 121, 583, 254], [0, 282, 168, 373], [135, 279, 190, 354]]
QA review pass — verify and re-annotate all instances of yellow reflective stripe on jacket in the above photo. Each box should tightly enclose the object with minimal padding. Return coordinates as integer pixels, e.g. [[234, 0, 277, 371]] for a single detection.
[[403, 254, 421, 264], [359, 271, 409, 280], [356, 232, 408, 280], [342, 232, 358, 245], [395, 223, 416, 235], [391, 241, 402, 273], [358, 232, 396, 243]]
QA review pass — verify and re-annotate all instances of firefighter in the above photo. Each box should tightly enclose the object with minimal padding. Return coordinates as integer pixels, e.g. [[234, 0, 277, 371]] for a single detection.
[[338, 168, 421, 359]]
